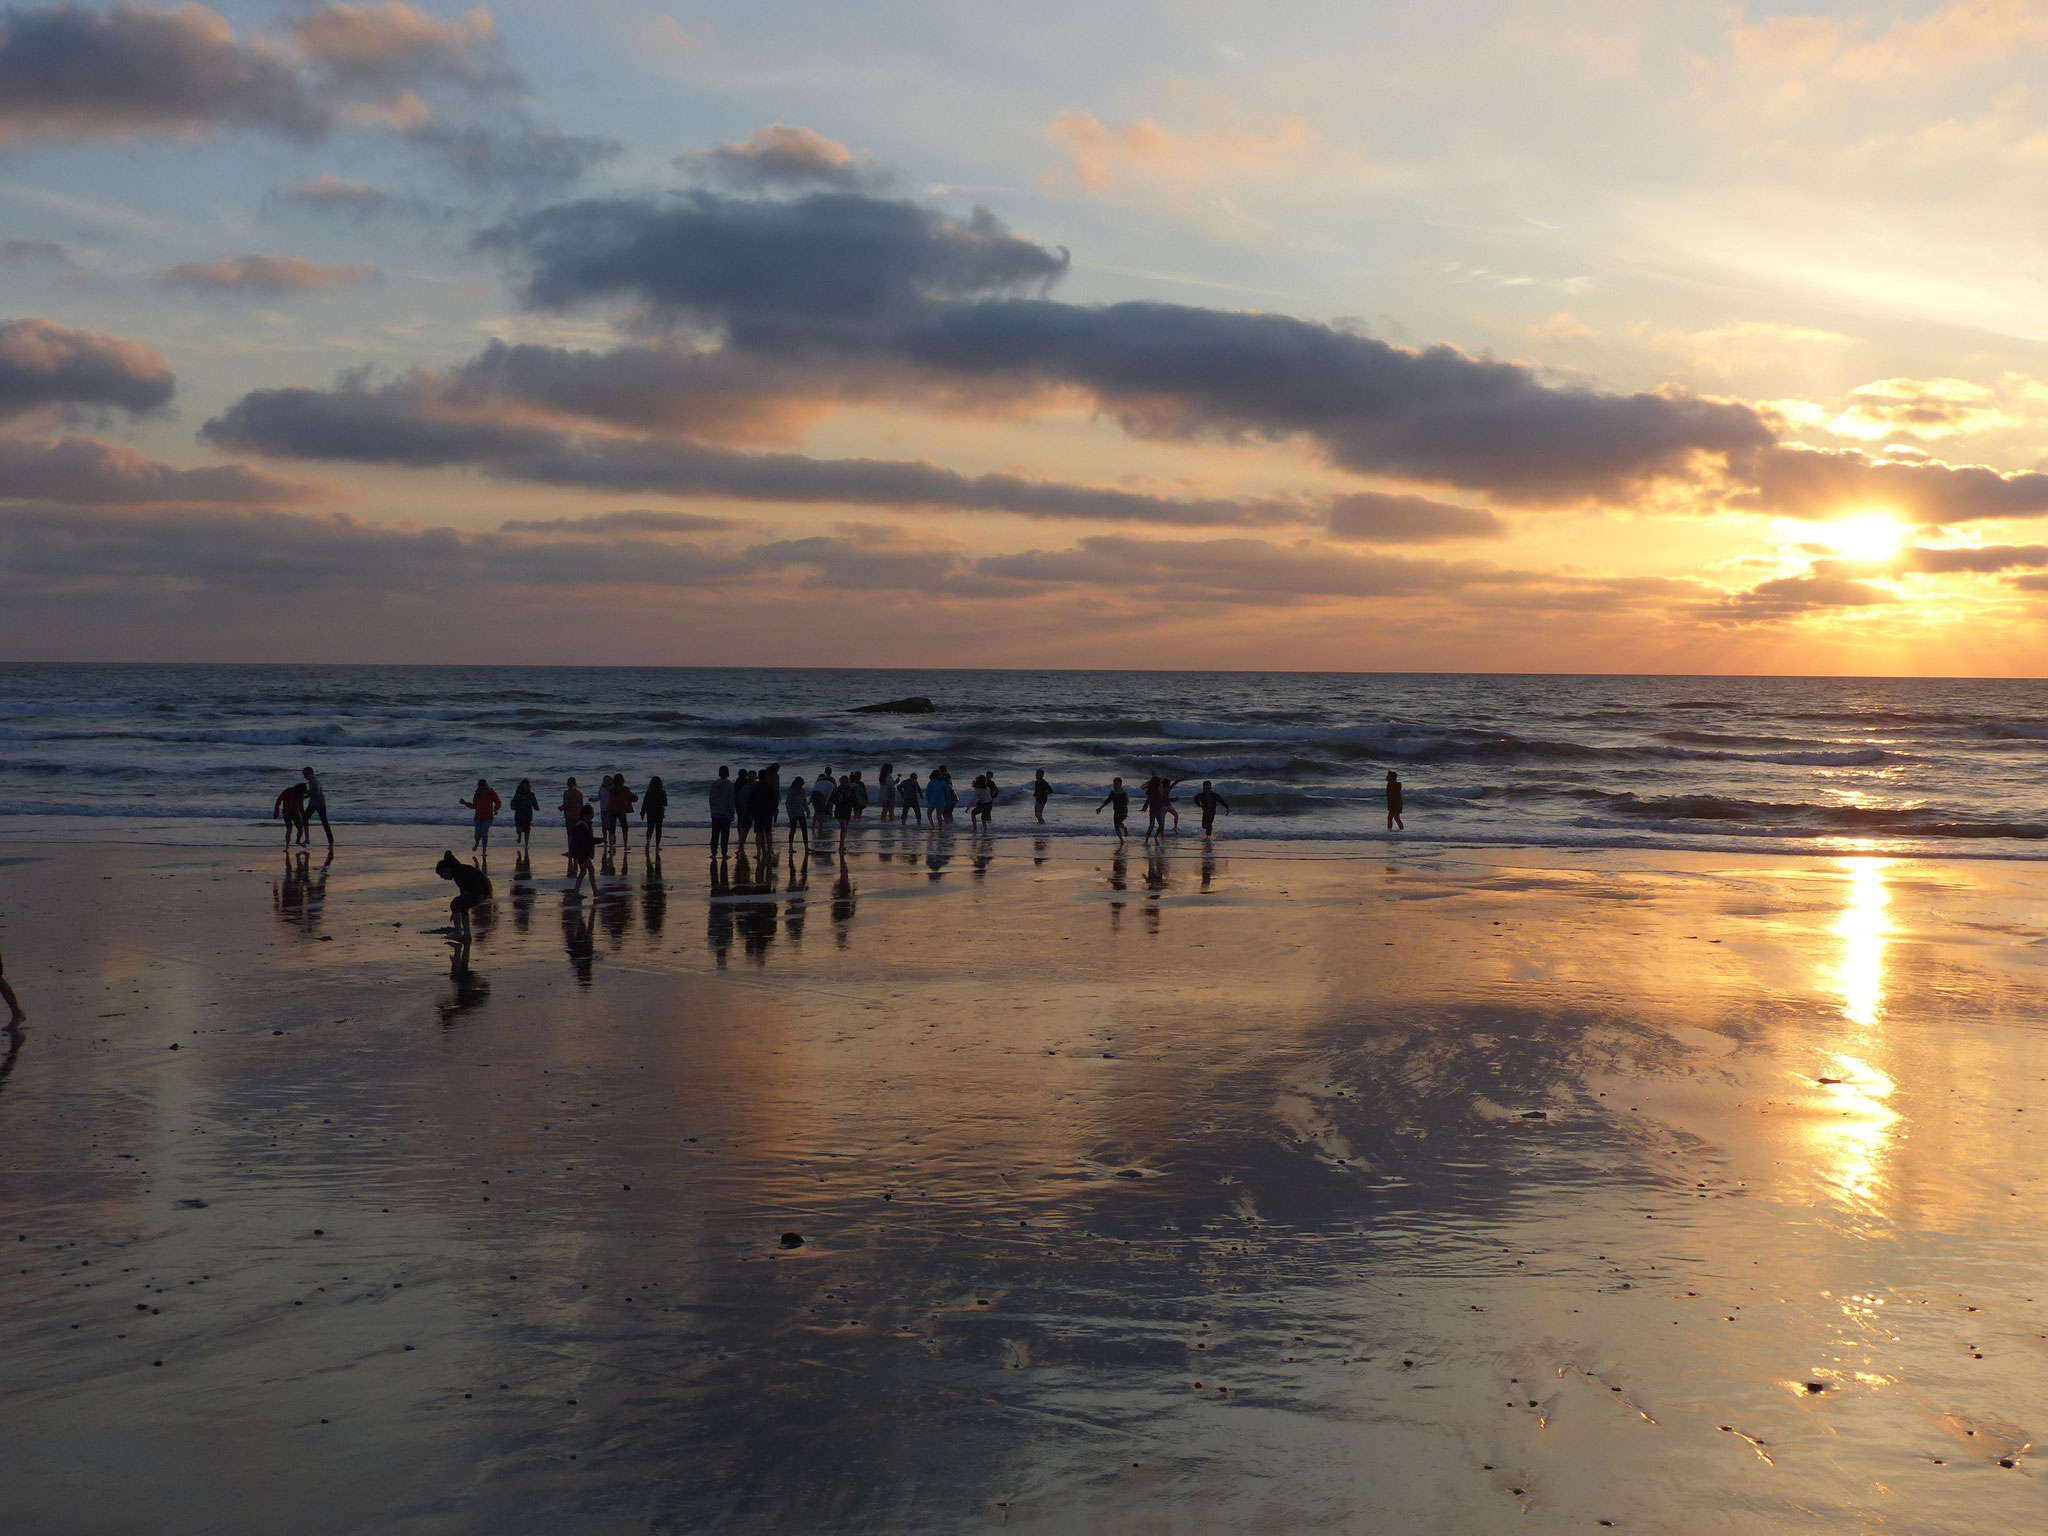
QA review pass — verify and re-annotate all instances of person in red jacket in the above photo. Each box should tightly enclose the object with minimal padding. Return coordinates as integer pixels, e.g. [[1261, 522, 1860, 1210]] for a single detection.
[[460, 778, 503, 859], [273, 782, 309, 846]]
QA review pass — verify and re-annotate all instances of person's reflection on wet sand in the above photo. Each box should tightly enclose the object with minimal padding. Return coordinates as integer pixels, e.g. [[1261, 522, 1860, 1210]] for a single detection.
[[273, 848, 332, 933], [600, 881, 633, 949], [925, 829, 951, 881], [561, 894, 596, 986], [510, 854, 535, 933], [707, 858, 734, 965], [1201, 847, 1217, 892], [1033, 835, 1049, 867], [642, 855, 667, 938], [784, 851, 809, 945], [831, 860, 856, 944], [730, 848, 778, 961], [438, 947, 490, 1025]]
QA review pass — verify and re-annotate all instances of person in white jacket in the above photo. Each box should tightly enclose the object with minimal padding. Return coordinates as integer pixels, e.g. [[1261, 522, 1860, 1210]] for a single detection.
[[707, 766, 736, 859]]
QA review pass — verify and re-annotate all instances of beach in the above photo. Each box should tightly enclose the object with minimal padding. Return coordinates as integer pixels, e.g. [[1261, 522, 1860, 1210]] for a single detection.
[[3, 826, 2047, 1532]]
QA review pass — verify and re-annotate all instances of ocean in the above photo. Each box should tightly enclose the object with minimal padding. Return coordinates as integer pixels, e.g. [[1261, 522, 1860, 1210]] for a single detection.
[[1, 664, 2044, 857]]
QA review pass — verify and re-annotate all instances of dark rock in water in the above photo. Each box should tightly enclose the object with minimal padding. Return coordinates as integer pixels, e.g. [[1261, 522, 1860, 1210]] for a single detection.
[[1115, 1168, 1143, 1180], [1804, 1381, 1826, 1393], [780, 1232, 804, 1248], [849, 696, 934, 714], [1520, 1110, 1547, 1120]]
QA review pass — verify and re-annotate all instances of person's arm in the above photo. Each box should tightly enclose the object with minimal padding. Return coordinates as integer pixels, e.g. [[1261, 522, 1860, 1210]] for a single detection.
[[273, 791, 286, 819], [1219, 794, 1231, 812], [1096, 794, 1111, 812], [460, 797, 475, 811]]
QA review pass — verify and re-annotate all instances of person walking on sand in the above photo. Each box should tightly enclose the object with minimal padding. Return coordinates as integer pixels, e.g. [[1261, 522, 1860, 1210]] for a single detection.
[[560, 778, 585, 850], [1097, 776, 1130, 842], [302, 766, 333, 849], [273, 780, 309, 846], [708, 766, 736, 859], [785, 775, 811, 853], [460, 778, 502, 858], [1385, 770, 1405, 831], [1032, 769, 1051, 823], [568, 804, 598, 896], [509, 779, 539, 852], [641, 775, 667, 852], [1194, 780, 1230, 836]]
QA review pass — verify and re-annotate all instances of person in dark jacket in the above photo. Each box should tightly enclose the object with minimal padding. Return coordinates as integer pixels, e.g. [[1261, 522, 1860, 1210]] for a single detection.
[[1385, 770, 1405, 831], [708, 767, 736, 859], [509, 779, 539, 852], [642, 776, 668, 852], [752, 764, 781, 856]]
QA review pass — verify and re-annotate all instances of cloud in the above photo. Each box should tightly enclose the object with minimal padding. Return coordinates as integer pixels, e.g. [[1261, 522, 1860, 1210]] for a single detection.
[[483, 186, 1771, 504], [1901, 542, 2048, 573], [267, 173, 435, 221], [682, 123, 880, 190], [1041, 110, 1326, 197], [159, 253, 379, 294], [0, 237, 69, 264], [486, 189, 1071, 326], [498, 509, 744, 534], [404, 120, 621, 191], [0, 317, 174, 420], [974, 534, 1495, 601], [0, 1, 319, 144], [1528, 311, 1595, 342], [0, 434, 323, 505], [0, 3, 608, 190], [1819, 377, 2012, 440], [202, 373, 1310, 527], [1325, 491, 1506, 543], [1739, 444, 2048, 524], [1715, 571, 1898, 621], [290, 2, 496, 81]]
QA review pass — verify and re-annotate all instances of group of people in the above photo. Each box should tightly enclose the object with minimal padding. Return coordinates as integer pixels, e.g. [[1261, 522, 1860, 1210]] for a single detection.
[[1094, 774, 1233, 843], [269, 766, 335, 848]]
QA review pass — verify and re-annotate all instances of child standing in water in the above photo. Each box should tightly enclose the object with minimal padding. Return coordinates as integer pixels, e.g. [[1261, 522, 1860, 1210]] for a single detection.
[[1032, 769, 1051, 823], [1097, 777, 1130, 842], [1385, 770, 1405, 831], [509, 779, 538, 852], [461, 778, 501, 857]]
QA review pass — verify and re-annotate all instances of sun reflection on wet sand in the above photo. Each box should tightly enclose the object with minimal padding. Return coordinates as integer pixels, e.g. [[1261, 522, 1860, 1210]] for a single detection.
[[1819, 857, 1897, 1214]]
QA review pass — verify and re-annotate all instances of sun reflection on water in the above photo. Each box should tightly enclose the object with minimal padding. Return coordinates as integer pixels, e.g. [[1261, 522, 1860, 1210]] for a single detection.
[[1818, 857, 1897, 1214]]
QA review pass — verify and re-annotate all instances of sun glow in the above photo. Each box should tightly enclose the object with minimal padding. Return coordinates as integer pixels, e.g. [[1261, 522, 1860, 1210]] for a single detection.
[[1815, 512, 1910, 563]]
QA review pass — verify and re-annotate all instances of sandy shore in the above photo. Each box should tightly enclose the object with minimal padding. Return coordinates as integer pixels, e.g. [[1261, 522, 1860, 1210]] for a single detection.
[[3, 825, 2047, 1532]]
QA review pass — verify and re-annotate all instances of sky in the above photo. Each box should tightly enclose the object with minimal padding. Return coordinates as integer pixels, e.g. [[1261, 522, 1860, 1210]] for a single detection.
[[5, 0, 2048, 672]]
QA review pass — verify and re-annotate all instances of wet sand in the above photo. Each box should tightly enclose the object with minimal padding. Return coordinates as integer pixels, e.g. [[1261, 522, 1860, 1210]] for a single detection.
[[3, 827, 2047, 1532]]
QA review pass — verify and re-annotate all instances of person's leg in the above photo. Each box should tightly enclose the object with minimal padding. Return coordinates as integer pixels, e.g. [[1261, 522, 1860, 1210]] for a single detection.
[[315, 806, 333, 847]]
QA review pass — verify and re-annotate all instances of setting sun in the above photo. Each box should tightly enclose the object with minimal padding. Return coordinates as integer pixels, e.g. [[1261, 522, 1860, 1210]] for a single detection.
[[1816, 513, 1911, 564]]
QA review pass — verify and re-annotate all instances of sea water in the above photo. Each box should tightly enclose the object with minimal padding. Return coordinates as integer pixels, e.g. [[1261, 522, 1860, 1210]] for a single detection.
[[1, 664, 2044, 857]]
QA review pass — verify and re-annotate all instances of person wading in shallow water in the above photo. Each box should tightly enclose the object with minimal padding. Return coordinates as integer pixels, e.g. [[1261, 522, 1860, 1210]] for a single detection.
[[461, 778, 501, 858], [1097, 776, 1130, 842], [1385, 770, 1405, 831], [302, 765, 333, 849], [1194, 780, 1230, 835]]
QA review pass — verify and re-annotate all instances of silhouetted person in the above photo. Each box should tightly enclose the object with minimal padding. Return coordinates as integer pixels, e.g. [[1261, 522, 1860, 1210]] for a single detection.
[[852, 771, 869, 818], [642, 775, 668, 851], [273, 781, 309, 846], [830, 774, 856, 847], [436, 850, 492, 943], [1385, 770, 1405, 831], [708, 765, 736, 859], [924, 770, 949, 823], [898, 771, 923, 825], [510, 779, 539, 852], [302, 765, 333, 848], [607, 774, 637, 853], [560, 777, 585, 852], [461, 778, 501, 858], [754, 764, 782, 856], [785, 775, 811, 852], [733, 768, 755, 852], [878, 763, 896, 819], [969, 773, 992, 828], [569, 804, 598, 896], [1032, 769, 1051, 823], [810, 770, 833, 829], [984, 771, 999, 822], [1194, 780, 1230, 835], [1097, 776, 1130, 842]]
